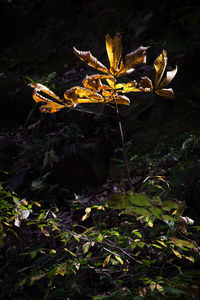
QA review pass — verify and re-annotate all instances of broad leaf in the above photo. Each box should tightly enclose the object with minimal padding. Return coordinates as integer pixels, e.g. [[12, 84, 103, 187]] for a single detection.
[[40, 102, 66, 113], [82, 241, 91, 253], [170, 237, 196, 249], [114, 254, 123, 265], [29, 83, 61, 102], [29, 83, 67, 113], [64, 86, 104, 104], [105, 33, 122, 75], [73, 47, 108, 74], [118, 46, 149, 76], [112, 95, 130, 105], [82, 74, 113, 91], [139, 77, 153, 92], [153, 51, 177, 98], [154, 50, 167, 88], [115, 80, 141, 93], [102, 254, 112, 268], [159, 65, 178, 88], [155, 88, 175, 99]]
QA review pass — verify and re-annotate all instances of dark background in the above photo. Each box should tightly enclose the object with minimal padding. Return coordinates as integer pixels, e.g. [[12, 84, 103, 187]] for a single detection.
[[0, 0, 200, 192]]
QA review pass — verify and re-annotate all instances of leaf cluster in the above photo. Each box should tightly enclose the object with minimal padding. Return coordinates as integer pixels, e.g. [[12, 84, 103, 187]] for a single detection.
[[29, 34, 177, 114], [1, 181, 200, 300]]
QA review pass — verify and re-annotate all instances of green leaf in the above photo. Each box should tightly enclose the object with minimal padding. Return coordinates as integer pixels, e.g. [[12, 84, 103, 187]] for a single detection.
[[30, 273, 46, 285], [82, 242, 91, 253], [162, 215, 176, 222], [125, 206, 150, 217], [149, 206, 162, 218], [64, 248, 77, 257], [19, 278, 27, 287], [170, 237, 196, 249], [132, 230, 142, 238], [129, 192, 151, 206], [30, 250, 37, 259], [38, 211, 45, 222], [96, 234, 103, 243]]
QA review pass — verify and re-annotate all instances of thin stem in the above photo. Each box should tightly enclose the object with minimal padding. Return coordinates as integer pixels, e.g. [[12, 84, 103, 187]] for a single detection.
[[114, 101, 133, 189]]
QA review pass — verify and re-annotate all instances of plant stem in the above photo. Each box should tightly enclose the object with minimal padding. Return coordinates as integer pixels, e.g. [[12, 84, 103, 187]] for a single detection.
[[114, 102, 133, 189]]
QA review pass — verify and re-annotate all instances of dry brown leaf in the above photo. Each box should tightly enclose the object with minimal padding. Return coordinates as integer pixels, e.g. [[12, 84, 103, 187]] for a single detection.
[[82, 74, 113, 91], [139, 77, 153, 92], [29, 83, 67, 113], [29, 83, 61, 102], [153, 51, 177, 98], [159, 65, 178, 89], [40, 102, 65, 113], [155, 88, 175, 98], [154, 50, 168, 88], [118, 46, 149, 76], [105, 33, 122, 75], [111, 95, 130, 105], [64, 86, 104, 104], [73, 47, 108, 74]]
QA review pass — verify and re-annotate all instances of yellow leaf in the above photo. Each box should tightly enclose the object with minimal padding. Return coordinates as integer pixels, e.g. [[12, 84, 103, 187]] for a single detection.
[[172, 249, 182, 258], [29, 83, 68, 113], [82, 213, 89, 221], [115, 80, 140, 93], [82, 207, 91, 221], [85, 207, 92, 214], [97, 205, 105, 210], [147, 220, 153, 227], [114, 254, 123, 265], [156, 240, 167, 247], [106, 77, 116, 88], [40, 102, 65, 113], [150, 281, 156, 291], [33, 201, 41, 207], [73, 47, 108, 74], [29, 83, 61, 102], [184, 256, 194, 263], [105, 33, 122, 75], [41, 227, 50, 237], [157, 284, 164, 295], [154, 50, 167, 88], [102, 254, 112, 268], [82, 242, 90, 254]]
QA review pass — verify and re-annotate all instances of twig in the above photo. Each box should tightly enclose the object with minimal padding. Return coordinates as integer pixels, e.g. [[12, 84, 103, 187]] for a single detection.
[[114, 101, 133, 189]]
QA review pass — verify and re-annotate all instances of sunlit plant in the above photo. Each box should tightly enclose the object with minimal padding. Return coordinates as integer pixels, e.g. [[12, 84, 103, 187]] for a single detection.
[[29, 34, 177, 182], [29, 33, 177, 112]]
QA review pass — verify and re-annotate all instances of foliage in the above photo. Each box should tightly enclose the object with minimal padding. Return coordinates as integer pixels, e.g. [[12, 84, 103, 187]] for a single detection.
[[28, 33, 177, 113], [1, 177, 200, 299]]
